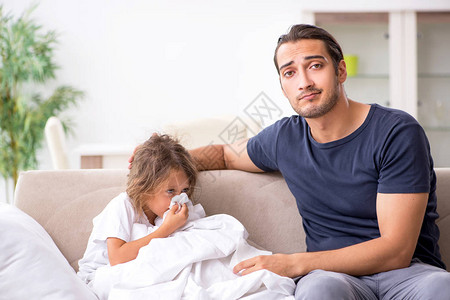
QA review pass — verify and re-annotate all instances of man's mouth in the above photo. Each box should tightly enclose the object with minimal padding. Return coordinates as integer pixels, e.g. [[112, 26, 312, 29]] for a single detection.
[[298, 91, 321, 101]]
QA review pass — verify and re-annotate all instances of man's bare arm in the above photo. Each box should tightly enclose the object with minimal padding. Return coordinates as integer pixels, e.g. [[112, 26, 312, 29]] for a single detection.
[[234, 192, 428, 277], [189, 138, 263, 172]]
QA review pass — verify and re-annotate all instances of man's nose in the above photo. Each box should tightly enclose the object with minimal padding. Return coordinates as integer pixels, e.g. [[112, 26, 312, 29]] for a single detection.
[[297, 72, 313, 90]]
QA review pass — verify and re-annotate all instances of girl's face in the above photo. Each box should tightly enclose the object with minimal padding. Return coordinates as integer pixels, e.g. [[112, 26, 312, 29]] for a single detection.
[[144, 168, 190, 222]]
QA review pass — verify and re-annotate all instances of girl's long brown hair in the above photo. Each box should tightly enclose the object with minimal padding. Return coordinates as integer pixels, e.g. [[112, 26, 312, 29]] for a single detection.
[[127, 134, 197, 216]]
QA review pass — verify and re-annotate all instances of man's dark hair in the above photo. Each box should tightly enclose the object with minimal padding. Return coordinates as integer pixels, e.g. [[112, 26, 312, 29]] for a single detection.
[[274, 24, 344, 76]]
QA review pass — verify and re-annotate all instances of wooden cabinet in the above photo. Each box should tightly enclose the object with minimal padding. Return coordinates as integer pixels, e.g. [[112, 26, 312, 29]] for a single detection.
[[417, 12, 450, 166]]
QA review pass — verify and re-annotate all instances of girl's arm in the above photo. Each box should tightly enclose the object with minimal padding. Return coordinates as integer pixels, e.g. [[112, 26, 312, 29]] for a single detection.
[[107, 203, 188, 266]]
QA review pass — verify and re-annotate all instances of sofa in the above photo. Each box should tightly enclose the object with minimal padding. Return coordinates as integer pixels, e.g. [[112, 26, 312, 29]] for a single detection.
[[3, 168, 450, 298]]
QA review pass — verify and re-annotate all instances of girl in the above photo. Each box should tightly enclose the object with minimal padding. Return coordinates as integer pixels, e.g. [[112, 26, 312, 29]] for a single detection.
[[77, 134, 197, 292]]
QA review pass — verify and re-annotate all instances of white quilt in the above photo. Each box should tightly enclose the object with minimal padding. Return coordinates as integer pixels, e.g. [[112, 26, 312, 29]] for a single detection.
[[0, 203, 97, 300], [90, 210, 295, 300]]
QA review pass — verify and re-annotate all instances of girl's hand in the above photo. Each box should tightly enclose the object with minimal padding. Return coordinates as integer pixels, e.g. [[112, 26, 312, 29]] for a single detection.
[[160, 203, 189, 234], [106, 202, 188, 266]]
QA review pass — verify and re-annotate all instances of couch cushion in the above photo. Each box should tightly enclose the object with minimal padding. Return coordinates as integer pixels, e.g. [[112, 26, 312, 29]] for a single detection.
[[14, 169, 128, 270], [194, 170, 306, 254], [14, 168, 449, 272], [45, 187, 123, 271], [15, 169, 306, 268]]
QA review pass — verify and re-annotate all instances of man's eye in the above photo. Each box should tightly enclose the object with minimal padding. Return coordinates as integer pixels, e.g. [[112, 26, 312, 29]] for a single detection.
[[283, 70, 294, 77], [311, 63, 322, 69]]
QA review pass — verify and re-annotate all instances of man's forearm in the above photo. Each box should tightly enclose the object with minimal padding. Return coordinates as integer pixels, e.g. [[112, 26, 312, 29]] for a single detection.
[[189, 144, 227, 171], [288, 236, 414, 277], [190, 139, 262, 173], [236, 235, 415, 278]]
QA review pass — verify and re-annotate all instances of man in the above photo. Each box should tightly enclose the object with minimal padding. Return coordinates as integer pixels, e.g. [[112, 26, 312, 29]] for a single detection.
[[188, 24, 450, 299]]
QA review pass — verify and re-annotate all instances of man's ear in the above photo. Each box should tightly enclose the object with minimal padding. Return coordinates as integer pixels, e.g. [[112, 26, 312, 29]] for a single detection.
[[338, 59, 347, 83]]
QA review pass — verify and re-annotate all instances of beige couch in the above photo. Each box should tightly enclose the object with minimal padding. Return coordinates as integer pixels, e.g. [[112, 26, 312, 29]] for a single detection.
[[13, 168, 450, 273]]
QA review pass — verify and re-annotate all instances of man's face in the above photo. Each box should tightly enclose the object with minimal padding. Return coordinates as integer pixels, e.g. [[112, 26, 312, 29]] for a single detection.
[[276, 39, 346, 118]]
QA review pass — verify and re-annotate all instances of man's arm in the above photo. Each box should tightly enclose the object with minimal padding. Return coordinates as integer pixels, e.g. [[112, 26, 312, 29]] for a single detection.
[[129, 137, 263, 172], [189, 138, 263, 172], [234, 192, 428, 277]]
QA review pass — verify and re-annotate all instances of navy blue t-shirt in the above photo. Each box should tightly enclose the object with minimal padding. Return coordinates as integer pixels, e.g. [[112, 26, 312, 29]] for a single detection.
[[247, 104, 445, 269]]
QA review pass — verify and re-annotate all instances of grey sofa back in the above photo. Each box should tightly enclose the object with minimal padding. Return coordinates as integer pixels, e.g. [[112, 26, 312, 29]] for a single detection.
[[14, 168, 450, 271]]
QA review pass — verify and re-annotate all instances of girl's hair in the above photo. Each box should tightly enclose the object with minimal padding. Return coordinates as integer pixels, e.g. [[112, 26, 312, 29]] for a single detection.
[[274, 24, 344, 76], [126, 134, 198, 216]]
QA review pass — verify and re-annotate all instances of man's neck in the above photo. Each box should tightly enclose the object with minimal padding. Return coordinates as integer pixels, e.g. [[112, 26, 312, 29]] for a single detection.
[[306, 99, 371, 144]]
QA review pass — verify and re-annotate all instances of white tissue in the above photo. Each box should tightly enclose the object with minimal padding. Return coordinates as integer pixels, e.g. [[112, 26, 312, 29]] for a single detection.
[[169, 193, 190, 213], [154, 193, 206, 228]]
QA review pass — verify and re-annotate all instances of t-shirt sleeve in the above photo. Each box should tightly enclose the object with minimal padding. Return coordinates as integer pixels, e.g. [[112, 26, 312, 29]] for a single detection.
[[90, 193, 136, 243], [247, 120, 285, 172], [377, 120, 432, 194]]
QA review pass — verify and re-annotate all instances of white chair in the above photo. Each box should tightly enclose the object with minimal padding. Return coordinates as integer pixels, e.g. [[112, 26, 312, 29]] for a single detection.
[[44, 116, 70, 169]]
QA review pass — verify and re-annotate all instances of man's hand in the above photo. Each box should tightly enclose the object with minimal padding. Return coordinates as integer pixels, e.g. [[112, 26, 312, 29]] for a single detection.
[[233, 253, 297, 277], [128, 147, 137, 169], [129, 133, 160, 169], [233, 192, 428, 279]]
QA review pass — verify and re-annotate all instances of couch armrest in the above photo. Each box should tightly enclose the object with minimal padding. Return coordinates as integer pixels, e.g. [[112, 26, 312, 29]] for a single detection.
[[436, 168, 450, 269]]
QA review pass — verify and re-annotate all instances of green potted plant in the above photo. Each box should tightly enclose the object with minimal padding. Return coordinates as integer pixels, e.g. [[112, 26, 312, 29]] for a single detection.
[[0, 5, 83, 202]]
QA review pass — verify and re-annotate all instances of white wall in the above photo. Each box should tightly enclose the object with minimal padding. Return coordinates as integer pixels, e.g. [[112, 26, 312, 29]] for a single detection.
[[1, 0, 449, 202], [3, 0, 308, 173]]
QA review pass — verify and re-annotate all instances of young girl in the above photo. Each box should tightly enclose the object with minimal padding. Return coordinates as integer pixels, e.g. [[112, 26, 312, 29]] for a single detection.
[[77, 134, 198, 296]]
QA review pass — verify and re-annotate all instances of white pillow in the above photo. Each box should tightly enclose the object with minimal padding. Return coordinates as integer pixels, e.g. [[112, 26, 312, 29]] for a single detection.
[[0, 203, 97, 300]]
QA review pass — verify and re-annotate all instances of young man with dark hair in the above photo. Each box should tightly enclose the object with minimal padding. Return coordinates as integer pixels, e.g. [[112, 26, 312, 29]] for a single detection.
[[189, 24, 450, 299]]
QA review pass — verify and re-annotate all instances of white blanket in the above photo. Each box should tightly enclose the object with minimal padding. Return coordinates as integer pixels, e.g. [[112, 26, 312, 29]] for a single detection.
[[91, 208, 295, 300]]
